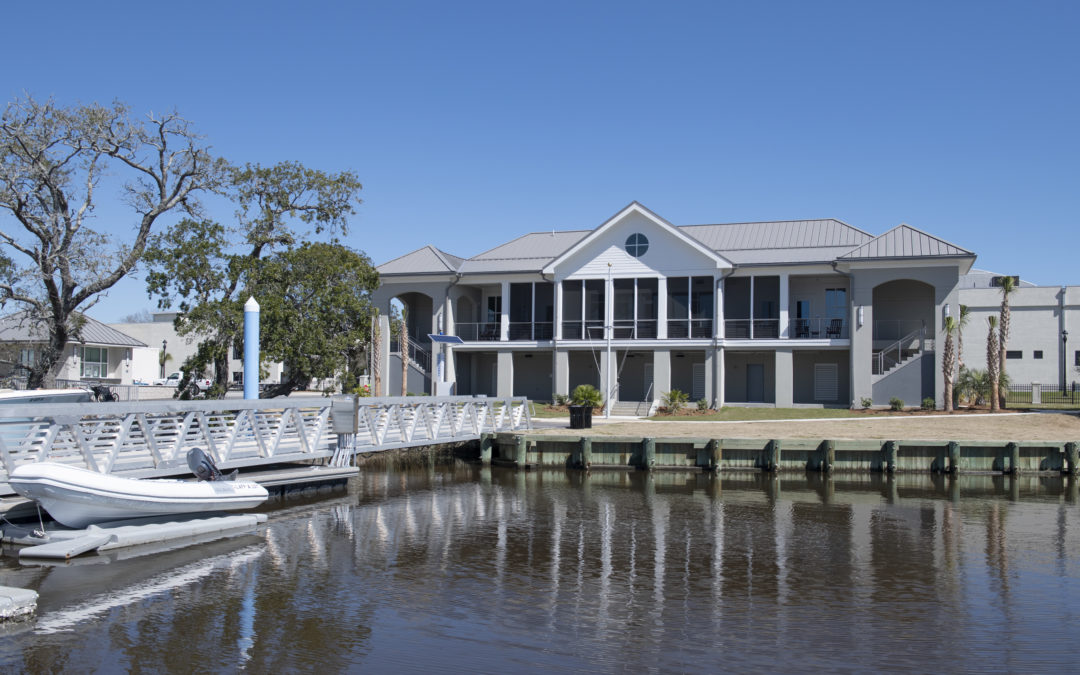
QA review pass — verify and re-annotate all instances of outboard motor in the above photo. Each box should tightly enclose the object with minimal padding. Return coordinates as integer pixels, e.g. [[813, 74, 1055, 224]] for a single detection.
[[187, 447, 236, 481]]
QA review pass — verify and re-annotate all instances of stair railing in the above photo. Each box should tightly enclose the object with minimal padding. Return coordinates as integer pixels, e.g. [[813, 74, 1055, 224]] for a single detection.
[[873, 327, 925, 376]]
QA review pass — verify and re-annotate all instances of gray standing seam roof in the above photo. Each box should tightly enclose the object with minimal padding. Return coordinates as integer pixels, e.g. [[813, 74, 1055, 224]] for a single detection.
[[377, 217, 969, 275], [839, 223, 973, 260], [0, 312, 147, 347]]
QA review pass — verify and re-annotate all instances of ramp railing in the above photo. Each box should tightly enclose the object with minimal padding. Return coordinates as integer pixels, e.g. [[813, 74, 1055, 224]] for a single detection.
[[0, 395, 532, 493]]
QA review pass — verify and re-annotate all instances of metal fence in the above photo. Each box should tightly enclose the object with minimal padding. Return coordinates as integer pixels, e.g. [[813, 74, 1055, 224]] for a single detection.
[[1004, 383, 1080, 409], [0, 395, 533, 493]]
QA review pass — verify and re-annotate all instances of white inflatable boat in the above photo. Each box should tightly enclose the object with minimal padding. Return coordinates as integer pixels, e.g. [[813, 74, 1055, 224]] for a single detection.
[[8, 462, 269, 529]]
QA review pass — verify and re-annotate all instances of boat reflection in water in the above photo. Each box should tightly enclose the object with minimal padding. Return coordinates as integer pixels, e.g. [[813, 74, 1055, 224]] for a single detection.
[[4, 464, 1080, 672]]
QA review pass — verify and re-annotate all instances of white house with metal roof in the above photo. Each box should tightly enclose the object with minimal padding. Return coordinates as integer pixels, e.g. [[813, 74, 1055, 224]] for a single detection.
[[374, 202, 976, 410], [0, 312, 146, 384]]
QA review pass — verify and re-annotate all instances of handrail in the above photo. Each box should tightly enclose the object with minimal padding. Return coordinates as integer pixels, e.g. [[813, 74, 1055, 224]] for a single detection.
[[0, 395, 533, 493], [874, 327, 925, 375]]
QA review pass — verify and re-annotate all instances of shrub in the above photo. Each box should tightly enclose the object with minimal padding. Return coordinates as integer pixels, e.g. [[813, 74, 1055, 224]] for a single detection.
[[662, 389, 689, 413], [570, 384, 603, 408], [922, 397, 936, 410], [552, 393, 569, 406], [860, 397, 873, 409], [697, 398, 710, 411], [889, 397, 905, 411]]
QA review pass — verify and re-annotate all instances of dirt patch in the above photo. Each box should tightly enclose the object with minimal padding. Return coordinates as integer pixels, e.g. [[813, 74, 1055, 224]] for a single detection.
[[534, 411, 1080, 442]]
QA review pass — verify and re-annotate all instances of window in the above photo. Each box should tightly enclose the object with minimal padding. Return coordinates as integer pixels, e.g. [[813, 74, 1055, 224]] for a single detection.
[[625, 233, 649, 257], [232, 341, 243, 360], [825, 288, 847, 320], [1005, 350, 1022, 360], [81, 346, 108, 379], [486, 296, 502, 323], [1075, 351, 1079, 367], [18, 348, 35, 367], [1034, 350, 1043, 359]]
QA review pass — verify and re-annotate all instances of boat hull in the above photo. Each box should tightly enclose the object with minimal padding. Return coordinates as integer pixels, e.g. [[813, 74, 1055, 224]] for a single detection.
[[9, 462, 269, 529]]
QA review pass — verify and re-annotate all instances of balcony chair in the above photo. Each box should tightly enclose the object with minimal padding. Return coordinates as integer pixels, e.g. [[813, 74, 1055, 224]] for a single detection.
[[825, 318, 843, 338]]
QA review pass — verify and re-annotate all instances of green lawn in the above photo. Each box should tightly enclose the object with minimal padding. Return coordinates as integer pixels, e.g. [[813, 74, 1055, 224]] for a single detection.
[[648, 407, 866, 422]]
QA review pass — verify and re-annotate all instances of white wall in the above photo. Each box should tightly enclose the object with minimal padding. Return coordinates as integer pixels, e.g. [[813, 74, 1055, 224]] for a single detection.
[[958, 286, 1078, 387]]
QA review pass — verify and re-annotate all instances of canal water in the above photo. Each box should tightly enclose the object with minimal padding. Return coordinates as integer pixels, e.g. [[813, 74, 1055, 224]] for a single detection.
[[3, 461, 1080, 673]]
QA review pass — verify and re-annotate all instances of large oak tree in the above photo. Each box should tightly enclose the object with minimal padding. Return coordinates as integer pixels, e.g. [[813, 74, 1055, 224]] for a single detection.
[[0, 96, 223, 387]]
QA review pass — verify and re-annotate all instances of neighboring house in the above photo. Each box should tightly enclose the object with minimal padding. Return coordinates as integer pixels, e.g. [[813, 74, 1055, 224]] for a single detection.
[[0, 312, 146, 385], [957, 272, 1079, 389], [374, 201, 976, 409], [111, 312, 285, 387]]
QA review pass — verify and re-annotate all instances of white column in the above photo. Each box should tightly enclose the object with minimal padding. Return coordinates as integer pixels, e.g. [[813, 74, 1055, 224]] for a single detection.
[[657, 277, 668, 339], [779, 273, 790, 339], [715, 276, 725, 339], [554, 280, 564, 340], [500, 281, 510, 341], [749, 276, 755, 340]]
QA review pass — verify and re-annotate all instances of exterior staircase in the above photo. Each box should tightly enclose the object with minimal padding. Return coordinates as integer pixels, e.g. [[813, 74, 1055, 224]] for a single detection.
[[872, 328, 932, 380], [606, 400, 654, 417]]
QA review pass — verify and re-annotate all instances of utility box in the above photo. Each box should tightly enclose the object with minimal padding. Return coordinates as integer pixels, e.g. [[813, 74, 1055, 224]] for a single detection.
[[330, 395, 359, 434]]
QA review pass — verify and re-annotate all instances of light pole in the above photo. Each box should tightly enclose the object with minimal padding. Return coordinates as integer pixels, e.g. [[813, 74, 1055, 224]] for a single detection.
[[1063, 329, 1069, 390], [161, 339, 167, 380]]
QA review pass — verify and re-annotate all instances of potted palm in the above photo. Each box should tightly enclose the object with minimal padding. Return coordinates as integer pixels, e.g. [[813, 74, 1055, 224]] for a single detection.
[[568, 384, 602, 429]]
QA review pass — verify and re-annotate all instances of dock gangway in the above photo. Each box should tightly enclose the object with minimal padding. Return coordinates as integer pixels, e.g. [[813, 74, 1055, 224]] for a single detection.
[[0, 395, 532, 496]]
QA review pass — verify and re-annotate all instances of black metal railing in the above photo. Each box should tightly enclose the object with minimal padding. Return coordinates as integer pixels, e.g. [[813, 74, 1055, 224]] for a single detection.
[[1004, 383, 1080, 408]]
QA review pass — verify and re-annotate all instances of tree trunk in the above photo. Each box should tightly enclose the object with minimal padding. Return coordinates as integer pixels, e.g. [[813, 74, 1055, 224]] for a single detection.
[[260, 370, 311, 398], [400, 318, 409, 397], [27, 316, 71, 389], [371, 316, 382, 396]]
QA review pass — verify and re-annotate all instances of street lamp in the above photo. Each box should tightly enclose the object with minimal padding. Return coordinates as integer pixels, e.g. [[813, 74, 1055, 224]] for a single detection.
[[161, 339, 168, 380], [1063, 329, 1069, 390]]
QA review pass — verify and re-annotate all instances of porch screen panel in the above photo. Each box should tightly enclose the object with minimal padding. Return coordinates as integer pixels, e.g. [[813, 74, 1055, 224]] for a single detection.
[[690, 276, 714, 338], [562, 281, 582, 339], [667, 277, 689, 339], [613, 279, 635, 338], [585, 280, 605, 339], [534, 283, 554, 339], [637, 278, 658, 338], [509, 283, 533, 340]]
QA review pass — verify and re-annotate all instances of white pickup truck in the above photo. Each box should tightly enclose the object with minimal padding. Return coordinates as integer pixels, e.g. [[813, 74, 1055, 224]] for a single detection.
[[153, 371, 214, 393]]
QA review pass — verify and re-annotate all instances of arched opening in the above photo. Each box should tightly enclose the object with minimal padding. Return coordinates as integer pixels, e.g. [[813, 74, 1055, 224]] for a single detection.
[[871, 279, 935, 405]]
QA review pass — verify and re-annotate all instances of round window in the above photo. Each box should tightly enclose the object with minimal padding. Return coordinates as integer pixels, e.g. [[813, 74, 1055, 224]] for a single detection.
[[625, 233, 649, 257]]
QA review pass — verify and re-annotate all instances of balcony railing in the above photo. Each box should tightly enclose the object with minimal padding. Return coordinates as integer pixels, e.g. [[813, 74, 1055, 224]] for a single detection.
[[724, 319, 779, 339], [790, 317, 847, 339], [561, 321, 605, 340], [666, 319, 714, 339], [508, 322, 554, 341], [456, 322, 502, 341]]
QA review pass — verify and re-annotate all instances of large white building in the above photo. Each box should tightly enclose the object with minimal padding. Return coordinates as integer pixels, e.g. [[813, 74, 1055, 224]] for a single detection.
[[374, 202, 982, 409], [957, 272, 1079, 390]]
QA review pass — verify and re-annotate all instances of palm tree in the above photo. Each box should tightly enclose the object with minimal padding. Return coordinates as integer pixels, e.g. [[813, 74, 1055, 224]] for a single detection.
[[998, 277, 1016, 408], [987, 315, 1000, 413], [942, 316, 957, 412], [956, 304, 970, 370], [159, 350, 173, 380], [400, 309, 410, 397], [371, 311, 382, 396]]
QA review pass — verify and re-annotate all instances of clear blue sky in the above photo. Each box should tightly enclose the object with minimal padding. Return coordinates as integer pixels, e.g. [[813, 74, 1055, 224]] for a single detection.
[[3, 1, 1077, 322]]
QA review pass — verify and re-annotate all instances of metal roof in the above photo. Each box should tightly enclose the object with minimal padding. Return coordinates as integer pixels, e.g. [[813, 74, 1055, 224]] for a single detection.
[[377, 245, 463, 275], [838, 223, 973, 260], [0, 312, 147, 347], [377, 214, 973, 276], [681, 219, 871, 252]]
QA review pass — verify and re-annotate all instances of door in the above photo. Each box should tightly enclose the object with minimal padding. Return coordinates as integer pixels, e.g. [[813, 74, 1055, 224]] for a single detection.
[[746, 363, 765, 402]]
